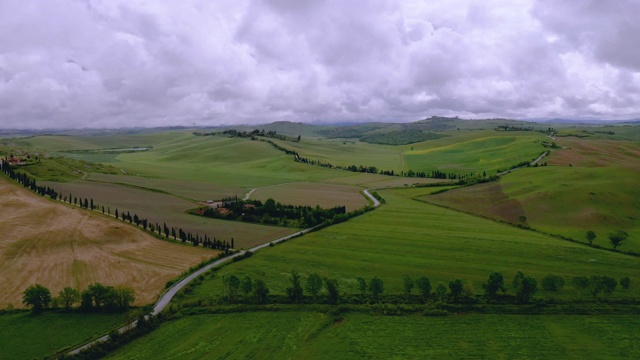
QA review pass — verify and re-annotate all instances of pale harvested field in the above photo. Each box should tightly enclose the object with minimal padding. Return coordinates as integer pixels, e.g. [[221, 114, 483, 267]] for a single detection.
[[250, 182, 368, 211], [0, 178, 214, 308]]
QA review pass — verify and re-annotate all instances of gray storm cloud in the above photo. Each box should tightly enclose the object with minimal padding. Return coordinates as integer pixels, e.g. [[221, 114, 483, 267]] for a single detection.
[[0, 0, 638, 129]]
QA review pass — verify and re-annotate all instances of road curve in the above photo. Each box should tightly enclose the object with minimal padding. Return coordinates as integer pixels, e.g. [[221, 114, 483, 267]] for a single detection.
[[67, 187, 382, 356], [363, 189, 380, 207], [497, 151, 549, 177]]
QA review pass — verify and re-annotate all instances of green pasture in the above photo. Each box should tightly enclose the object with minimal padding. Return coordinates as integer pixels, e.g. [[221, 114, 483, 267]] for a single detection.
[[404, 132, 547, 175], [185, 188, 639, 301], [10, 156, 119, 182], [221, 121, 327, 137], [110, 136, 358, 188], [107, 312, 640, 359], [0, 311, 126, 359], [25, 131, 191, 152], [88, 173, 246, 202], [269, 137, 405, 172], [500, 165, 640, 251]]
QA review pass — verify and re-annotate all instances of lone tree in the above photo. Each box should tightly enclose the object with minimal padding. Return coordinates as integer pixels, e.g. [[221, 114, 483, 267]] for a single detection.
[[435, 283, 447, 301], [23, 284, 52, 313], [448, 279, 464, 302], [306, 273, 323, 298], [253, 279, 269, 304], [402, 275, 414, 296], [324, 277, 339, 304], [222, 273, 240, 302], [571, 276, 589, 296], [608, 230, 628, 250], [58, 287, 80, 311], [115, 287, 135, 310], [241, 276, 253, 296], [286, 270, 304, 303], [620, 277, 631, 290], [585, 230, 596, 246], [356, 277, 367, 295], [482, 272, 506, 301], [589, 275, 617, 299], [369, 277, 384, 302], [416, 276, 431, 300], [513, 272, 537, 304], [541, 274, 565, 292]]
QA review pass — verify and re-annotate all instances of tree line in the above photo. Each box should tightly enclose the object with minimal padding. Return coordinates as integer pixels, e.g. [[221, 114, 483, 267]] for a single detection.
[[193, 131, 486, 180], [1, 159, 234, 252], [212, 270, 631, 306], [1, 159, 58, 198], [22, 283, 135, 314], [194, 129, 301, 143], [266, 139, 480, 180], [586, 230, 629, 250]]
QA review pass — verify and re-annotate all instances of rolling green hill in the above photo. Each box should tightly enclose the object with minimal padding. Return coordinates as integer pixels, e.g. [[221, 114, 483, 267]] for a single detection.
[[2, 120, 639, 359]]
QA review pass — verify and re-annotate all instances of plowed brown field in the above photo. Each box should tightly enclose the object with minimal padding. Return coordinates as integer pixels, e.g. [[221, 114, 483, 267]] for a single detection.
[[0, 178, 214, 308]]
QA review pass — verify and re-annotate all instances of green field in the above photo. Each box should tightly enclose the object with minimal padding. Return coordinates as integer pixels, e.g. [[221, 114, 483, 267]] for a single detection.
[[183, 187, 639, 300], [106, 312, 640, 359], [2, 122, 639, 359], [425, 136, 640, 252], [0, 311, 126, 359], [404, 131, 547, 175], [501, 166, 640, 251]]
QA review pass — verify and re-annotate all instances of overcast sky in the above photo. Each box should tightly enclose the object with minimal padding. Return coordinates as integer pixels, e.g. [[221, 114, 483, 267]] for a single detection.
[[0, 0, 639, 129]]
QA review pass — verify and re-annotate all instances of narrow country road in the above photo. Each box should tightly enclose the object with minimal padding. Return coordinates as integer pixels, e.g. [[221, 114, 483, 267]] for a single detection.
[[66, 188, 381, 356], [496, 151, 549, 177], [243, 188, 256, 201]]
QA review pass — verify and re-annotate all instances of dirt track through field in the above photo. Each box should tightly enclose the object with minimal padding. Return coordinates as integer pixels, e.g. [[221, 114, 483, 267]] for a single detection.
[[0, 178, 213, 308]]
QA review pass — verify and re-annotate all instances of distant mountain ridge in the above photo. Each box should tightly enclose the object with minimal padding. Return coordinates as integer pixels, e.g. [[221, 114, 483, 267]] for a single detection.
[[2, 117, 638, 138]]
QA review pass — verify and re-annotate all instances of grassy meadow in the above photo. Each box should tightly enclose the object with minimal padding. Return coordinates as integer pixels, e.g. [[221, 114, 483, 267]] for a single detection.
[[183, 187, 639, 301], [0, 311, 126, 359], [404, 131, 547, 175], [426, 136, 640, 252], [106, 312, 640, 360]]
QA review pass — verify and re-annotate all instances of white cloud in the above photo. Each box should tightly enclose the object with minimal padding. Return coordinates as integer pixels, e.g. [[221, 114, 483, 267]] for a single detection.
[[0, 0, 638, 129]]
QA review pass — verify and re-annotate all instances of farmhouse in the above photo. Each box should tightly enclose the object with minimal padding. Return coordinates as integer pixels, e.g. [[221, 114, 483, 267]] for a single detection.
[[8, 157, 24, 165], [217, 208, 230, 215]]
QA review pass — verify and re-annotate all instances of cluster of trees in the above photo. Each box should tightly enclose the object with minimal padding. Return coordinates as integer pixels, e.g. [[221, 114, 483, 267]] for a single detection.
[[197, 198, 347, 228], [359, 129, 445, 145], [483, 272, 630, 302], [220, 270, 340, 305], [495, 125, 534, 131], [212, 270, 631, 307], [586, 230, 629, 250], [195, 129, 301, 142], [22, 283, 135, 314], [0, 159, 58, 198]]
